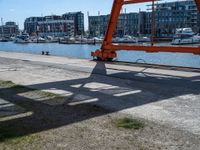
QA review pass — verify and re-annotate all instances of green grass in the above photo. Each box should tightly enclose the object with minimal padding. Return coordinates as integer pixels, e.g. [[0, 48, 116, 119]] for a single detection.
[[0, 80, 65, 101], [5, 135, 40, 145], [0, 126, 41, 145], [0, 80, 62, 98], [38, 91, 62, 98], [0, 116, 3, 121], [113, 117, 145, 130], [0, 81, 15, 87], [0, 80, 34, 92]]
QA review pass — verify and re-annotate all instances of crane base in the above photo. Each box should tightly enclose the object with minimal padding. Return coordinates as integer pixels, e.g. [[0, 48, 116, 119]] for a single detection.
[[91, 50, 117, 61]]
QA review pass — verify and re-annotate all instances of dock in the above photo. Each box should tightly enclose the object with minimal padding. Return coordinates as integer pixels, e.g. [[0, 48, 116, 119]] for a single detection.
[[0, 51, 200, 131], [0, 51, 200, 149]]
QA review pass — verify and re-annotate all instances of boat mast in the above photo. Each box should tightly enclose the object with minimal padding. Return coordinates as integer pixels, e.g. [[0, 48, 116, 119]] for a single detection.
[[124, 8, 127, 36], [1, 18, 4, 37], [138, 8, 141, 37], [98, 11, 100, 37]]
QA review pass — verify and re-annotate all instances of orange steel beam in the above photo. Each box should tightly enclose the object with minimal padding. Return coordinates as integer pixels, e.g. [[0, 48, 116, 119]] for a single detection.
[[195, 0, 200, 12], [151, 0, 155, 46], [106, 44, 200, 55], [91, 0, 200, 61], [123, 0, 154, 4]]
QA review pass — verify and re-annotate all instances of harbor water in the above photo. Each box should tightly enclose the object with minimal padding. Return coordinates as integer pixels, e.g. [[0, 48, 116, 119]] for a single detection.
[[0, 42, 200, 68]]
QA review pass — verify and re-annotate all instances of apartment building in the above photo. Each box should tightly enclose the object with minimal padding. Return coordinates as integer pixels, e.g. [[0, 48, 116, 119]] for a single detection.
[[0, 22, 19, 37], [89, 0, 200, 39], [24, 12, 84, 36]]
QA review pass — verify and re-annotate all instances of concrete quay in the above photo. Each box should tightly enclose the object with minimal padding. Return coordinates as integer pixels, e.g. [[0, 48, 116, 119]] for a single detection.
[[0, 51, 200, 136]]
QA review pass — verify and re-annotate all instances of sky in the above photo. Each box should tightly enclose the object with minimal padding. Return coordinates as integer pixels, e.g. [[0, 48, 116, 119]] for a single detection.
[[0, 0, 180, 30]]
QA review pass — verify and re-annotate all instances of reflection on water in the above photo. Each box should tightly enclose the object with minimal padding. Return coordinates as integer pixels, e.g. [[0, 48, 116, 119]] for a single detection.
[[0, 42, 199, 68]]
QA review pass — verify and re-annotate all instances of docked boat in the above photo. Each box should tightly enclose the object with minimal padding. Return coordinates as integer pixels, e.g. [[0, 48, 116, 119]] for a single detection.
[[0, 37, 9, 42], [46, 36, 59, 43], [14, 34, 30, 44], [88, 37, 103, 44], [113, 35, 137, 43], [137, 36, 150, 42], [33, 37, 47, 43], [172, 28, 200, 45]]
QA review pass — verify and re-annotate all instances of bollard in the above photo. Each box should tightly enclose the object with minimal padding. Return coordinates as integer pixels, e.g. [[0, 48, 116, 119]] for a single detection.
[[46, 51, 50, 55]]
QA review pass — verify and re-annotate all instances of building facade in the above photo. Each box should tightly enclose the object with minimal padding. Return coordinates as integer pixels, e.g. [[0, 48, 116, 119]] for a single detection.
[[146, 0, 200, 38], [36, 15, 74, 37], [24, 12, 84, 36], [0, 22, 19, 37], [89, 0, 200, 39], [198, 14, 200, 32], [62, 12, 84, 35], [88, 15, 109, 37], [89, 12, 143, 38], [115, 13, 139, 37], [24, 17, 44, 36]]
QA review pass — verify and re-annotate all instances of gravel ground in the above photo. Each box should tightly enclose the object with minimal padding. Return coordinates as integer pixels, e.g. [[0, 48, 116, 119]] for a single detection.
[[0, 81, 200, 150], [0, 52, 200, 149]]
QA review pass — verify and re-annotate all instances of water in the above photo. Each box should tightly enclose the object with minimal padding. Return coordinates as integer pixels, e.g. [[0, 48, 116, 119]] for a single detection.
[[0, 42, 200, 68]]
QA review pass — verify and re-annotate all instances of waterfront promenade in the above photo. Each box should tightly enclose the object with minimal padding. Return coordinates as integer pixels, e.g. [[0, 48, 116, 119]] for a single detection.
[[0, 51, 200, 149]]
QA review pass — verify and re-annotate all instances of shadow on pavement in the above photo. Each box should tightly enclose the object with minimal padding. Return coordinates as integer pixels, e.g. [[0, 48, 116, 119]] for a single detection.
[[0, 61, 200, 142]]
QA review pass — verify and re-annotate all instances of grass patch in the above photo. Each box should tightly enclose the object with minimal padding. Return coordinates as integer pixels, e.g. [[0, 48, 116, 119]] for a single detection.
[[38, 91, 62, 98], [0, 126, 40, 145], [5, 135, 40, 145], [0, 81, 15, 87], [0, 116, 3, 121], [0, 80, 32, 91], [0, 80, 35, 94], [113, 117, 145, 130], [0, 80, 63, 99]]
